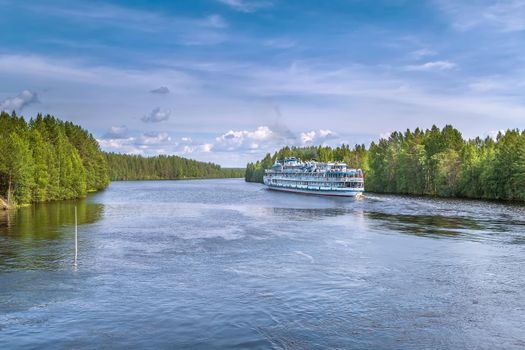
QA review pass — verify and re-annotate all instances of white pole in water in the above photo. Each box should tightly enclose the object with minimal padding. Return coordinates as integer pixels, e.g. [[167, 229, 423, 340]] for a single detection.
[[74, 206, 78, 266]]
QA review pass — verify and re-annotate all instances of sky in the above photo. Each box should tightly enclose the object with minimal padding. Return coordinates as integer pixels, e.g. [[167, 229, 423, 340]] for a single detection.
[[1, 0, 525, 166]]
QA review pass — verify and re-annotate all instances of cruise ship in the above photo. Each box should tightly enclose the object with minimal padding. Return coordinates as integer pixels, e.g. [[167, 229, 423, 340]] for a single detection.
[[263, 157, 364, 197]]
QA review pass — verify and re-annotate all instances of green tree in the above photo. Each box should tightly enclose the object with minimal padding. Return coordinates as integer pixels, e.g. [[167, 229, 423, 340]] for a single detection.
[[0, 111, 111, 205], [29, 128, 50, 202], [0, 132, 34, 205]]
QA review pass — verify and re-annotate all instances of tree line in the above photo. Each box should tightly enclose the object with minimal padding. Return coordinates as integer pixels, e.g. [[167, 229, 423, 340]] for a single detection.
[[105, 153, 244, 181], [1, 111, 244, 207], [245, 125, 525, 201], [0, 111, 109, 206]]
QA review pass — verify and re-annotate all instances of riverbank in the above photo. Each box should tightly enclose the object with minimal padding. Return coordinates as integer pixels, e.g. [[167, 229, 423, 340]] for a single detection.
[[0, 196, 10, 210], [110, 176, 244, 182]]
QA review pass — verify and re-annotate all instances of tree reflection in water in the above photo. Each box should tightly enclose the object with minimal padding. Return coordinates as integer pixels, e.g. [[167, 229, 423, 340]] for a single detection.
[[0, 199, 103, 270]]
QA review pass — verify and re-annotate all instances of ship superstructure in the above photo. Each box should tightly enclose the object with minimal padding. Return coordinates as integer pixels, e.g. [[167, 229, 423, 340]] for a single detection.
[[263, 157, 364, 197]]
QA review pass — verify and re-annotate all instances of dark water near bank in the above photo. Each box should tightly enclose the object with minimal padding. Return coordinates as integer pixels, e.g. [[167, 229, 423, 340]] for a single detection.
[[1, 179, 524, 349]]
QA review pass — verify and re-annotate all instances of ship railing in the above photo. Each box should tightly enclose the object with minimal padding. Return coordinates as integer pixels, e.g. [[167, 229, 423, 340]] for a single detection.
[[266, 174, 363, 178], [265, 169, 363, 178]]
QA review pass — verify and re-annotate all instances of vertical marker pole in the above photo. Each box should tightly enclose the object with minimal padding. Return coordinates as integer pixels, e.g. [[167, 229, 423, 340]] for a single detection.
[[74, 206, 78, 267]]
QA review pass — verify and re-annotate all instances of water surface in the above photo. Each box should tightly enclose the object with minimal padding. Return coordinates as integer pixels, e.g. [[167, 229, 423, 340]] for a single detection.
[[1, 179, 524, 349]]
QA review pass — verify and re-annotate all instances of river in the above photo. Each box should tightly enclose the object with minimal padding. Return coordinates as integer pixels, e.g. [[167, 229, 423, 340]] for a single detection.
[[1, 179, 524, 349]]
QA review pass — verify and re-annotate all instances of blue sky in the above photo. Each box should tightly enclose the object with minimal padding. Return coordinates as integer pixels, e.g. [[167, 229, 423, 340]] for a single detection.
[[1, 0, 525, 166]]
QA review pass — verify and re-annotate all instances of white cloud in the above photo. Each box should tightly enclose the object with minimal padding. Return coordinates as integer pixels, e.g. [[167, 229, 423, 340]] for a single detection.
[[181, 143, 214, 153], [379, 131, 393, 140], [140, 132, 171, 144], [97, 131, 172, 155], [174, 136, 213, 153], [215, 126, 276, 151], [0, 90, 38, 112], [300, 131, 316, 144], [97, 131, 216, 156], [485, 129, 506, 140], [141, 107, 171, 123], [217, 0, 272, 13], [103, 125, 129, 139], [214, 125, 339, 153], [299, 129, 337, 145], [97, 137, 143, 154], [99, 125, 342, 160], [405, 60, 457, 71]]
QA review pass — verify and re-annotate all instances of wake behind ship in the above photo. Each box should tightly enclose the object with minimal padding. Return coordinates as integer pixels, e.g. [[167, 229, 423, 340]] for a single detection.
[[263, 157, 364, 197]]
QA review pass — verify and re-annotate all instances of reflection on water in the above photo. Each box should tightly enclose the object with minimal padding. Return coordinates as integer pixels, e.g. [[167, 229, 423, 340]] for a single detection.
[[1, 180, 524, 349], [365, 211, 482, 238], [266, 207, 352, 220], [360, 193, 525, 245], [0, 199, 103, 270]]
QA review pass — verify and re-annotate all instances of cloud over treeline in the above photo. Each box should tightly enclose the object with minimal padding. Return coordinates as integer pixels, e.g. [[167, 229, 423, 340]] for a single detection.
[[98, 124, 341, 158], [214, 125, 338, 152]]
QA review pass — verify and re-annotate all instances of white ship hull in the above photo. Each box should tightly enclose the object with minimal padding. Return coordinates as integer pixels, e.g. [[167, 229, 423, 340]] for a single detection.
[[266, 184, 363, 197]]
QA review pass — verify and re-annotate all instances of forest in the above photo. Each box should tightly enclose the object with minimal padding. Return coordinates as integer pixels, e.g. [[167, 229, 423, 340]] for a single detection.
[[105, 153, 244, 180], [0, 111, 244, 207], [0, 111, 109, 206], [245, 125, 525, 201]]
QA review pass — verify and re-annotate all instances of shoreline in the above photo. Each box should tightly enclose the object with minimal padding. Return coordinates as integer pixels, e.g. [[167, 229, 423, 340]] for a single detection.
[[1, 197, 12, 210], [4, 178, 245, 209], [246, 179, 525, 206], [109, 176, 244, 182]]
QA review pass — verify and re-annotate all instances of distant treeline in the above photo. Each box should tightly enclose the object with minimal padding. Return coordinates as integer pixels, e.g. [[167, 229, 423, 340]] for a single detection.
[[246, 125, 525, 201], [105, 153, 245, 181], [0, 111, 109, 206]]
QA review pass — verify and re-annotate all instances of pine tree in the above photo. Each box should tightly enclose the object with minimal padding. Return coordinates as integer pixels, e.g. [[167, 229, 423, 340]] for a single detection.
[[0, 132, 34, 205]]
